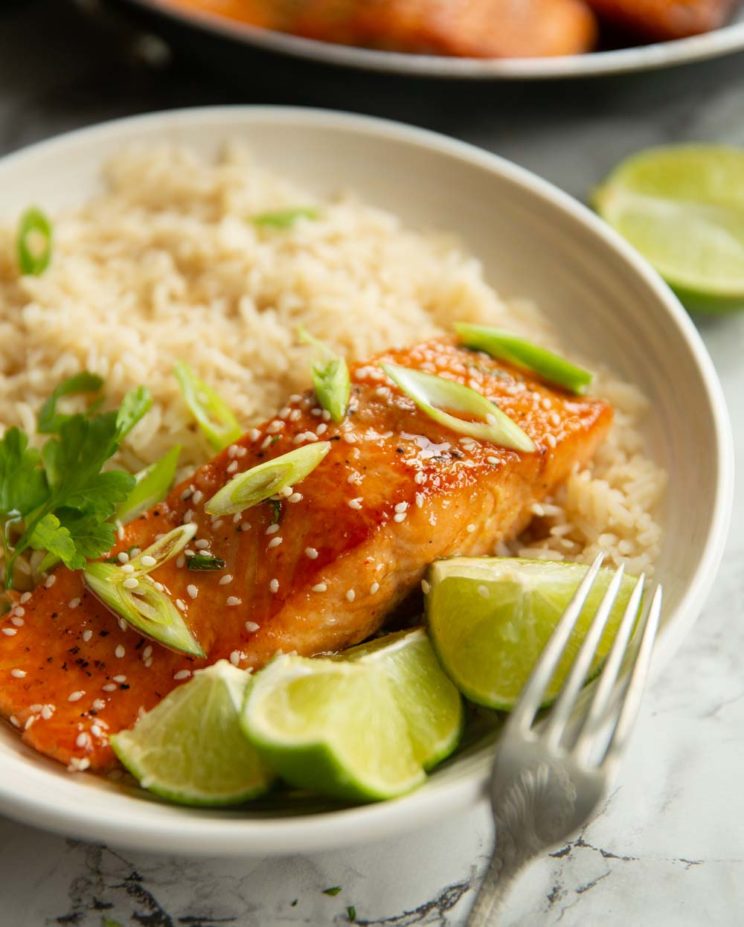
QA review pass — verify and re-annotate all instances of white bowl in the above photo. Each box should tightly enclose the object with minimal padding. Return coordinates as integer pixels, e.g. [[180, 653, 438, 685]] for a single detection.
[[0, 107, 733, 856]]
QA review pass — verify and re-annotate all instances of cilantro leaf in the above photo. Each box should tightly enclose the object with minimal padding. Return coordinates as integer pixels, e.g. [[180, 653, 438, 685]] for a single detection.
[[0, 428, 47, 517], [28, 513, 85, 570], [56, 510, 119, 561], [60, 470, 135, 519], [116, 386, 152, 441], [37, 372, 104, 434]]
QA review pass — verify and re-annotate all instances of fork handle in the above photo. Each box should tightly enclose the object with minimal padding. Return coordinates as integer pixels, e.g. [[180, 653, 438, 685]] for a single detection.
[[467, 840, 531, 927]]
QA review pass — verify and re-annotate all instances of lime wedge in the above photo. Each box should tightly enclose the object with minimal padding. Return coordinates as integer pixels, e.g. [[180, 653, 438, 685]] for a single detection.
[[111, 661, 274, 806], [594, 145, 744, 312], [425, 558, 638, 711], [342, 628, 463, 769], [241, 655, 425, 801]]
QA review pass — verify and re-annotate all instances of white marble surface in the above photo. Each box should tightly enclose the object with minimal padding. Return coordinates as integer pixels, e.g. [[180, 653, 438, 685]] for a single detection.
[[1, 3, 744, 924]]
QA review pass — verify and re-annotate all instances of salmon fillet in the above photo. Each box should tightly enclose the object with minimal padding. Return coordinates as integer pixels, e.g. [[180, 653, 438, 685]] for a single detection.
[[0, 339, 612, 771], [168, 0, 598, 58], [585, 0, 738, 40]]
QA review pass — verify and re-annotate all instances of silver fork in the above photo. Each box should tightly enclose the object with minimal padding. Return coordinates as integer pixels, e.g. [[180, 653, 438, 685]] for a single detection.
[[467, 553, 662, 926]]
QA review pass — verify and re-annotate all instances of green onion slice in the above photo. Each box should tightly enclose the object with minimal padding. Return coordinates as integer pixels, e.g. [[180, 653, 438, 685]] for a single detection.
[[205, 442, 331, 517], [117, 446, 181, 524], [174, 362, 242, 451], [252, 207, 320, 229], [187, 553, 226, 572], [127, 523, 197, 575], [454, 323, 593, 395], [381, 364, 535, 453], [84, 562, 204, 657], [298, 327, 350, 423], [17, 207, 53, 276]]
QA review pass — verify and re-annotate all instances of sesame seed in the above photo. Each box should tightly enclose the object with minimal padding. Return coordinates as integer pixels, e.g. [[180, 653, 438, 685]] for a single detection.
[[393, 512, 407, 523], [245, 621, 260, 633], [289, 409, 302, 422], [211, 518, 224, 529], [173, 669, 191, 681], [2, 628, 16, 636], [305, 547, 319, 559], [288, 492, 303, 503], [269, 579, 280, 594], [414, 471, 426, 485], [466, 523, 477, 533], [120, 563, 135, 574], [68, 691, 85, 702], [19, 592, 31, 604], [236, 446, 247, 458], [240, 522, 252, 532], [346, 589, 356, 602], [268, 537, 283, 549], [10, 616, 24, 627], [82, 629, 93, 642], [114, 645, 126, 658], [44, 574, 57, 588], [181, 487, 194, 501], [112, 674, 127, 684], [219, 574, 234, 586], [9, 716, 20, 728], [67, 597, 81, 609], [176, 555, 185, 569], [195, 538, 210, 549], [342, 433, 357, 444], [102, 683, 117, 692], [42, 705, 55, 719], [227, 596, 242, 606], [421, 579, 431, 594], [394, 501, 408, 513], [68, 757, 91, 771], [267, 420, 285, 434], [91, 724, 104, 738], [183, 509, 194, 523], [75, 732, 91, 749], [143, 645, 153, 659], [487, 456, 499, 465], [230, 650, 242, 666], [279, 485, 294, 498], [227, 460, 240, 473], [122, 578, 139, 590], [187, 584, 199, 600], [228, 444, 240, 457], [348, 498, 363, 510], [370, 582, 380, 595], [92, 699, 105, 712], [24, 716, 36, 731], [311, 408, 322, 417], [266, 523, 280, 535], [278, 408, 291, 421], [140, 555, 157, 567], [117, 524, 125, 541], [10, 669, 26, 679], [316, 423, 327, 435], [154, 581, 165, 592], [191, 489, 204, 504], [312, 583, 327, 593], [176, 599, 187, 612], [249, 428, 261, 441], [144, 658, 153, 669], [415, 493, 424, 508], [322, 409, 331, 421]]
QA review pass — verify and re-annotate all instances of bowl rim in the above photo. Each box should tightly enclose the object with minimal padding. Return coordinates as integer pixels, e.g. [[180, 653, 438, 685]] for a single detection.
[[118, 0, 744, 79], [0, 106, 734, 855]]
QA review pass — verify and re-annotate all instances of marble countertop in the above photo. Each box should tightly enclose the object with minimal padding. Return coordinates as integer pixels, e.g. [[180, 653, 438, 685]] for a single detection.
[[1, 3, 743, 924]]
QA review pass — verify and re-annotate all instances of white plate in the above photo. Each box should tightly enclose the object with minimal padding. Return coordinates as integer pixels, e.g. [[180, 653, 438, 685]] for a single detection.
[[122, 0, 744, 79], [0, 107, 734, 856]]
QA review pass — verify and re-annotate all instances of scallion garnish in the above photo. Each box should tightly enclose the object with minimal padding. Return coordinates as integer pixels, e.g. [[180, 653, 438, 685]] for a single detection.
[[127, 523, 196, 575], [84, 562, 204, 657], [381, 364, 535, 452], [17, 207, 53, 276], [117, 446, 181, 524], [454, 323, 593, 395], [205, 442, 331, 517], [174, 362, 242, 451], [187, 553, 226, 572], [252, 207, 320, 229], [299, 327, 350, 423]]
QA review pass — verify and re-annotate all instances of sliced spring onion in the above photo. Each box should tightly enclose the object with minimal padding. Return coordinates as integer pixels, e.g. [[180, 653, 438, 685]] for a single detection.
[[127, 523, 197, 575], [174, 362, 242, 451], [117, 446, 181, 524], [187, 553, 226, 572], [116, 386, 153, 441], [298, 327, 350, 423], [381, 364, 535, 453], [17, 207, 53, 276], [252, 207, 320, 229], [205, 442, 331, 517], [84, 562, 204, 657], [454, 323, 593, 396]]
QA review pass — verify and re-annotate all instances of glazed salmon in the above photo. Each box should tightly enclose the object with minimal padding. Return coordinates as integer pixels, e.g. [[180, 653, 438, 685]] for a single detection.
[[585, 0, 738, 40], [168, 0, 597, 58], [0, 340, 611, 771]]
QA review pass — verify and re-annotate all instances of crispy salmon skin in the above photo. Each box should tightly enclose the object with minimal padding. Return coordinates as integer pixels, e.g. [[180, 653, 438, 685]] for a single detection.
[[0, 339, 611, 770]]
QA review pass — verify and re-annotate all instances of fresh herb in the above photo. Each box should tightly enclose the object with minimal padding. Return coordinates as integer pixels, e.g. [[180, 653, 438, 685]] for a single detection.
[[205, 442, 331, 517], [101, 918, 124, 927], [323, 886, 342, 896], [381, 364, 535, 453], [298, 327, 350, 423], [347, 905, 357, 922], [252, 207, 320, 229], [267, 498, 283, 525], [187, 553, 226, 572], [454, 323, 593, 395], [84, 524, 204, 656], [0, 381, 152, 590], [117, 446, 181, 524], [37, 372, 104, 434], [174, 362, 242, 451], [17, 206, 53, 276]]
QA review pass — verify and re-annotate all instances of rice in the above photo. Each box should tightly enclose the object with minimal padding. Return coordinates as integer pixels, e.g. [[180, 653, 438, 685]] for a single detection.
[[0, 144, 664, 575]]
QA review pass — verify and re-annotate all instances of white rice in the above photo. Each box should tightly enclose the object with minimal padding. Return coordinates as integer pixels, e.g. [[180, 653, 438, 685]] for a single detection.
[[0, 145, 664, 577]]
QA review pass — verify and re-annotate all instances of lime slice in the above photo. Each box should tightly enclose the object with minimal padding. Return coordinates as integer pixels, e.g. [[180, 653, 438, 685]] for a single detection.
[[594, 145, 744, 312], [425, 558, 638, 711], [342, 628, 463, 769], [111, 661, 274, 806], [242, 655, 425, 801]]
